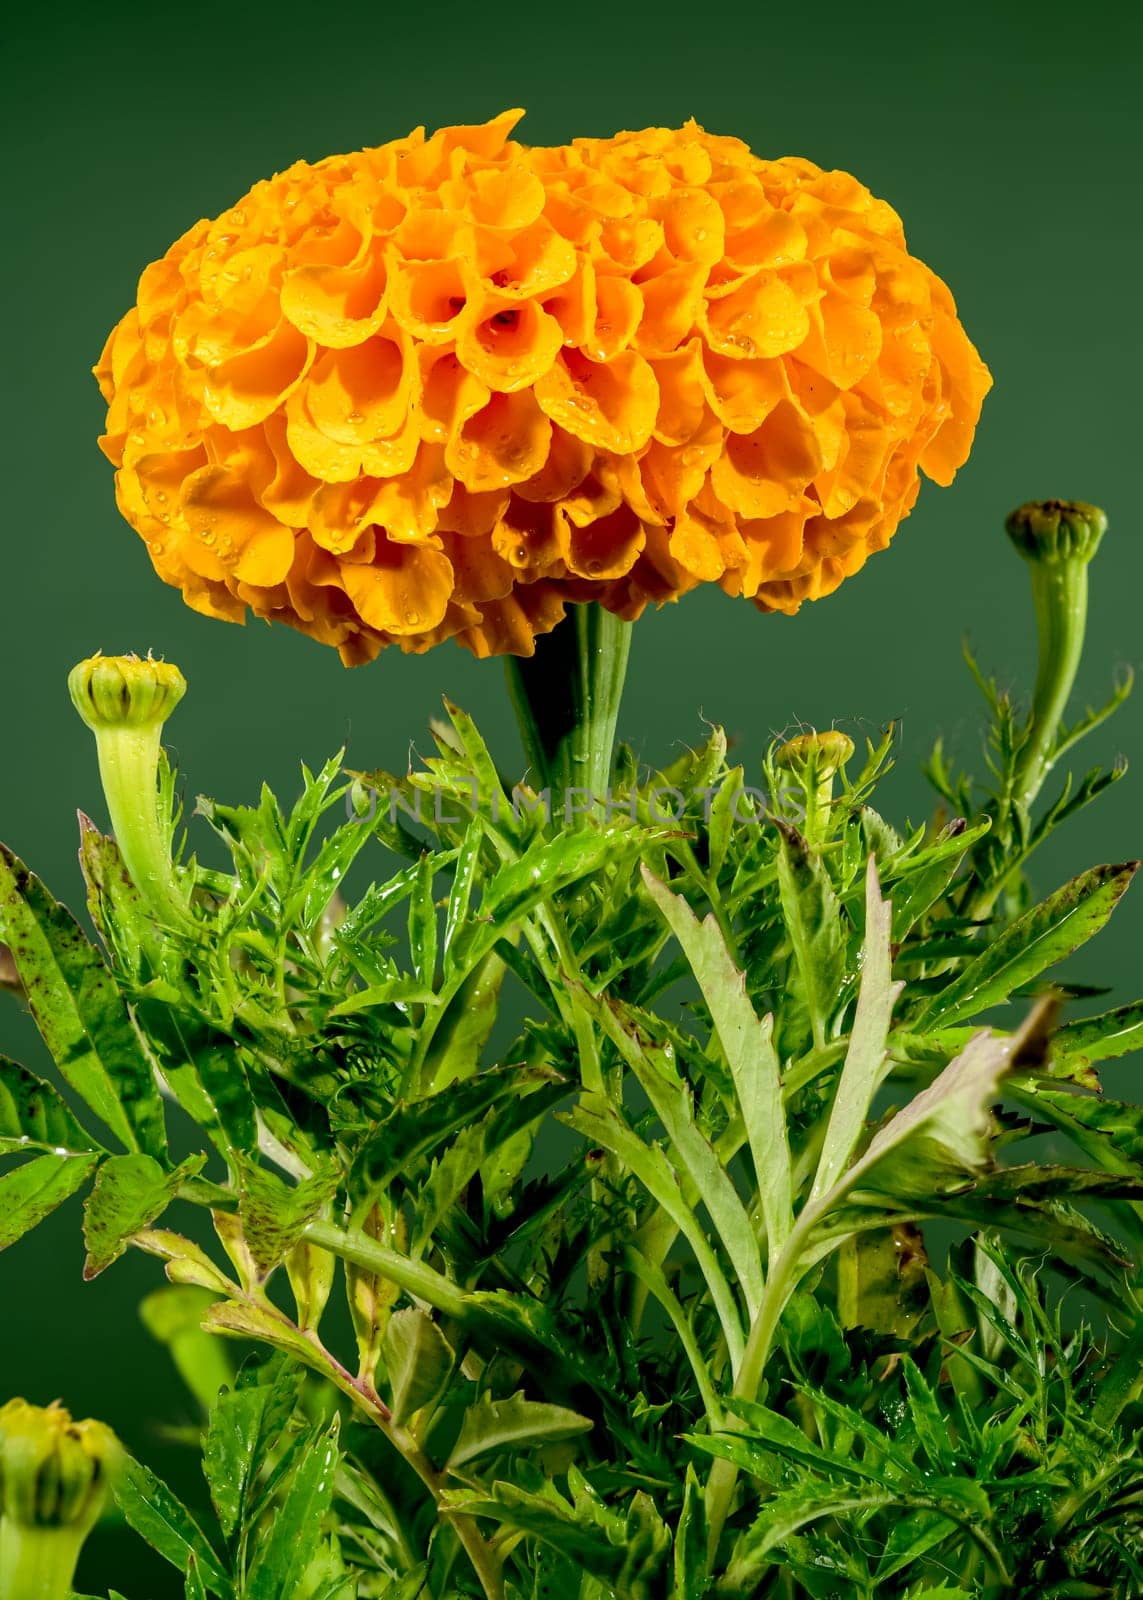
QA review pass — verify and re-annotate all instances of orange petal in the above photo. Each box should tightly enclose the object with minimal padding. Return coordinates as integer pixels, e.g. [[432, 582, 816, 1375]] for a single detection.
[[699, 347, 787, 434], [710, 400, 823, 519], [180, 463, 296, 584], [340, 539, 453, 634], [446, 390, 553, 492], [280, 253, 388, 347], [649, 341, 708, 445], [455, 298, 565, 392], [417, 347, 492, 443], [565, 503, 646, 580], [534, 348, 658, 454], [514, 426, 593, 504], [655, 187, 725, 265], [635, 263, 707, 357], [304, 330, 417, 444], [389, 254, 472, 344], [701, 268, 810, 360], [204, 319, 312, 429]]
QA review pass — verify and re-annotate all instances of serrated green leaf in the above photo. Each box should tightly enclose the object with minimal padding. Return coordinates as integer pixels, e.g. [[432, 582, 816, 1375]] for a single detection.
[[244, 1416, 341, 1600], [83, 1152, 202, 1278], [561, 1097, 744, 1367], [836, 1026, 1015, 1204], [243, 1414, 340, 1600], [0, 1151, 99, 1249], [0, 1056, 105, 1156], [774, 822, 846, 1051], [642, 868, 791, 1258], [448, 1390, 592, 1470], [812, 857, 899, 1200], [914, 862, 1137, 1028], [674, 1467, 710, 1600], [0, 844, 167, 1157], [236, 1161, 340, 1276], [352, 1064, 564, 1197], [382, 1308, 454, 1425], [1053, 999, 1143, 1068], [113, 1454, 231, 1595], [185, 1554, 208, 1600]]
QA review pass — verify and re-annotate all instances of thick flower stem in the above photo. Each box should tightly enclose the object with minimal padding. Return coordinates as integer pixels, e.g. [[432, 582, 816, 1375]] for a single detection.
[[504, 603, 633, 817]]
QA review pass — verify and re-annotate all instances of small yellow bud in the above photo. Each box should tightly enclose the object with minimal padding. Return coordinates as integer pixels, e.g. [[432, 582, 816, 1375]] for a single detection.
[[774, 729, 855, 782], [0, 1399, 118, 1530], [0, 1400, 120, 1600], [68, 653, 186, 734]]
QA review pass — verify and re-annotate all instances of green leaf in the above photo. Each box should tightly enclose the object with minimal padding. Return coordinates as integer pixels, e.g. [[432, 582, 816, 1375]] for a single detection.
[[812, 858, 900, 1200], [245, 1416, 341, 1600], [837, 1025, 1017, 1203], [722, 1487, 898, 1589], [914, 862, 1138, 1028], [352, 1064, 565, 1196], [1052, 999, 1143, 1068], [1024, 1088, 1143, 1174], [448, 1390, 592, 1471], [561, 1096, 745, 1367], [642, 867, 792, 1257], [674, 1467, 710, 1600], [203, 1362, 301, 1538], [381, 1307, 454, 1425], [113, 1454, 231, 1595], [185, 1555, 208, 1600], [0, 844, 167, 1158], [236, 1161, 340, 1276], [407, 852, 439, 988], [0, 1151, 99, 1249], [140, 1285, 233, 1414], [774, 822, 846, 1051], [0, 1056, 105, 1156], [83, 1152, 202, 1278], [836, 1223, 930, 1339]]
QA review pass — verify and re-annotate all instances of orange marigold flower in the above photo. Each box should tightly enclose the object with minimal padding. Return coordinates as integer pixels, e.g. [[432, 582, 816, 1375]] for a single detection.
[[96, 111, 991, 663]]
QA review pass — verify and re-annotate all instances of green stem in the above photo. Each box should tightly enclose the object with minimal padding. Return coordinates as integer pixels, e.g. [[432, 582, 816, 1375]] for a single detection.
[[0, 1519, 86, 1600], [93, 725, 191, 930], [504, 602, 632, 814], [1011, 557, 1089, 813]]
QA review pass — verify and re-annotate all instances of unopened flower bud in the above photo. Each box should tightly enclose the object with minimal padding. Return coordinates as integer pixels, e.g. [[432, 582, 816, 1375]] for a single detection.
[[774, 729, 855, 782], [68, 653, 186, 734], [0, 1400, 120, 1600], [67, 654, 192, 931], [1004, 502, 1108, 813], [773, 730, 854, 842], [1005, 499, 1107, 566]]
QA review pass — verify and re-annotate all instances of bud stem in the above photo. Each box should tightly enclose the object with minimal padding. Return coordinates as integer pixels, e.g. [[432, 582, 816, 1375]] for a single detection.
[[0, 1520, 87, 1600], [503, 603, 633, 819], [93, 723, 191, 931], [1012, 555, 1089, 812]]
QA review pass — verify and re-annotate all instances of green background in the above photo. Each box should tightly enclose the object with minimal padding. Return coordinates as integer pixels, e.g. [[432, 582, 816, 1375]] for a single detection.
[[4, 0, 1141, 1589]]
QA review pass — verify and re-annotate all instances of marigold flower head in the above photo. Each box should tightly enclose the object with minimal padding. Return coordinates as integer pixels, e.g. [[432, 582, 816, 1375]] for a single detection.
[[96, 112, 991, 663]]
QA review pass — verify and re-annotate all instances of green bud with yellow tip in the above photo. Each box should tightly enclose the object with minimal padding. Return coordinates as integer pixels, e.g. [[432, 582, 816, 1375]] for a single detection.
[[0, 1399, 120, 1600], [1004, 501, 1108, 812], [67, 653, 193, 932], [774, 729, 854, 839]]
